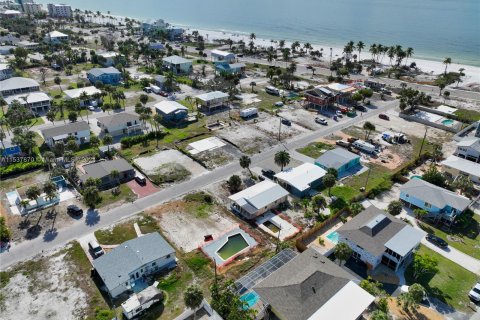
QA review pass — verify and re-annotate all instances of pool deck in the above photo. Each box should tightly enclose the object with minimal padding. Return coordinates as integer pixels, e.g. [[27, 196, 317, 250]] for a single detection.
[[201, 227, 257, 266], [308, 221, 344, 255], [256, 211, 300, 241]]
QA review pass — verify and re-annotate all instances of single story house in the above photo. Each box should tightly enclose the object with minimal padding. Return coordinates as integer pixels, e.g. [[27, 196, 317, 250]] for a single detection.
[[87, 67, 122, 85], [154, 100, 188, 122], [97, 51, 122, 67], [399, 178, 471, 224], [2, 10, 22, 19], [0, 77, 40, 97], [162, 55, 192, 75], [44, 30, 69, 44], [41, 121, 90, 148], [149, 42, 166, 51], [80, 158, 135, 189], [0, 35, 20, 45], [274, 163, 327, 197], [0, 63, 13, 81], [214, 61, 245, 75], [64, 86, 102, 107], [96, 112, 144, 137], [16, 40, 39, 51], [315, 148, 361, 178], [195, 91, 229, 113], [254, 248, 374, 320], [28, 52, 45, 64], [337, 206, 426, 271], [454, 137, 480, 163], [442, 155, 480, 184], [210, 49, 236, 63], [5, 92, 51, 113], [0, 45, 15, 55], [228, 180, 289, 220], [93, 232, 176, 298]]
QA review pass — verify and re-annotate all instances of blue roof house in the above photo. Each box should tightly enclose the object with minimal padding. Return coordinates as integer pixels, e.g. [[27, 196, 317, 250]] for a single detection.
[[315, 148, 361, 178], [87, 67, 122, 85], [215, 62, 246, 75]]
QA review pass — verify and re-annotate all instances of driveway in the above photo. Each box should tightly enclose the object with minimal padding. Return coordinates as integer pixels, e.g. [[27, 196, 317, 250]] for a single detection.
[[126, 179, 158, 198]]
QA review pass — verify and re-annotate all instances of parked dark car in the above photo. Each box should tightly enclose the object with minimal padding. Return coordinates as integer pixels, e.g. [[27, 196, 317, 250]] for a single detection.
[[67, 204, 83, 216], [379, 113, 390, 120], [261, 169, 276, 179], [426, 234, 448, 248], [281, 118, 291, 126], [355, 105, 367, 112], [159, 91, 169, 97]]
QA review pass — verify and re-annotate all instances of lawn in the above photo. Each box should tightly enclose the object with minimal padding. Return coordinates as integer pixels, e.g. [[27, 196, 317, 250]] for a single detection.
[[339, 163, 392, 199], [254, 89, 283, 113], [297, 141, 335, 159], [54, 109, 91, 121], [405, 245, 477, 311], [454, 109, 480, 122], [94, 221, 137, 245], [323, 185, 359, 202], [97, 183, 136, 208]]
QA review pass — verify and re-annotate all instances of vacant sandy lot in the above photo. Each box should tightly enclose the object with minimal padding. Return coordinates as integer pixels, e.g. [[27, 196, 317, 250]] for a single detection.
[[278, 108, 321, 130], [217, 123, 277, 154], [254, 116, 310, 140], [134, 149, 207, 177]]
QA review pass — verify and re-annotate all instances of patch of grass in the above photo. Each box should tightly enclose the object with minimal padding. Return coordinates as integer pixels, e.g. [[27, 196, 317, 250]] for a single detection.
[[184, 191, 214, 218], [184, 251, 212, 277], [97, 184, 136, 208], [149, 163, 191, 185], [54, 109, 91, 121], [454, 109, 480, 122], [405, 245, 477, 311], [342, 163, 391, 197], [95, 221, 137, 245], [297, 141, 335, 159], [137, 215, 160, 234], [254, 89, 282, 112], [324, 185, 359, 202], [0, 272, 10, 289]]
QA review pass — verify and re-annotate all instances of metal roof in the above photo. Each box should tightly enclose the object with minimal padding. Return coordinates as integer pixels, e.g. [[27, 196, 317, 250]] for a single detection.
[[274, 163, 326, 192], [315, 148, 359, 170], [442, 155, 480, 178], [96, 112, 139, 127], [41, 121, 89, 139], [229, 180, 289, 214], [195, 91, 228, 102], [0, 77, 39, 91], [384, 226, 426, 257], [64, 86, 101, 99], [162, 55, 191, 65], [210, 49, 235, 58], [93, 233, 175, 292], [154, 100, 188, 115], [47, 30, 68, 38], [88, 67, 121, 77], [5, 92, 50, 105]]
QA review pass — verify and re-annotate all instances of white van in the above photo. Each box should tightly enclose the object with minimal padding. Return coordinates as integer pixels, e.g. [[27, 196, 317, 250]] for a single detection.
[[265, 86, 280, 96], [135, 173, 146, 185]]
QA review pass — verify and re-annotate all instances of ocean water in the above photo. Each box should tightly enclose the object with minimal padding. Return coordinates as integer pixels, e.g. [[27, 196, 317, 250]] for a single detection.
[[37, 0, 480, 67]]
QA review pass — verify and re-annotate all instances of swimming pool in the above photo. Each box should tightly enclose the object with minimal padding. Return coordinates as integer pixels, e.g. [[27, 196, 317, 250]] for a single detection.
[[411, 175, 422, 180], [240, 291, 260, 309], [326, 231, 339, 244], [441, 119, 454, 126], [216, 233, 249, 260]]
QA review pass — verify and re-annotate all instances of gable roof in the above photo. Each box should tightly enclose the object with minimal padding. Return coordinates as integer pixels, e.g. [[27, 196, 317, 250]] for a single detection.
[[88, 67, 121, 77], [400, 178, 471, 211], [97, 112, 139, 127], [93, 232, 175, 292], [154, 100, 188, 115], [0, 77, 39, 91], [41, 121, 89, 139], [274, 163, 326, 192], [337, 206, 424, 256], [254, 248, 372, 320], [315, 148, 359, 169], [195, 91, 229, 102], [162, 55, 191, 65], [456, 137, 480, 152], [228, 180, 288, 215], [5, 92, 50, 105], [47, 31, 68, 38], [80, 158, 134, 181], [64, 86, 101, 99]]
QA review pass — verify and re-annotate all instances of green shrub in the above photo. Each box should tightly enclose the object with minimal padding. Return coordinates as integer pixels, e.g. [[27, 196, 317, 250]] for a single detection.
[[184, 191, 213, 204], [120, 131, 165, 148], [0, 160, 43, 178]]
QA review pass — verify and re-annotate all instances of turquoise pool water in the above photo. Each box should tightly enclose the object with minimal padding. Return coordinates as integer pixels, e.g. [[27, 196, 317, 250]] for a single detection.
[[326, 231, 339, 244], [441, 119, 454, 125], [240, 291, 260, 309], [411, 175, 423, 180]]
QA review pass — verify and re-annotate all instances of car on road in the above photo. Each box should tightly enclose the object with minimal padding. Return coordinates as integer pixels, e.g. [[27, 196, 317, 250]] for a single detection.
[[379, 113, 390, 120], [355, 105, 367, 112], [469, 282, 480, 302], [87, 105, 96, 111], [261, 169, 276, 179], [143, 87, 152, 93], [159, 91, 169, 97], [67, 204, 83, 216], [315, 117, 328, 125], [88, 240, 105, 258], [335, 110, 343, 117], [426, 234, 448, 248], [281, 118, 291, 126]]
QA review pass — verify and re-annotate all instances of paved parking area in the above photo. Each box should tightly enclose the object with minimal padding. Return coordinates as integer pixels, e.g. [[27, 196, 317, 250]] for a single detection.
[[126, 179, 158, 198]]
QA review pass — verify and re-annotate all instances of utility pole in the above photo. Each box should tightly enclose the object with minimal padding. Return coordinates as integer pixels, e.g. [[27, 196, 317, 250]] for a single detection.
[[278, 117, 282, 141], [330, 47, 333, 66], [418, 126, 428, 158], [275, 225, 282, 254], [364, 163, 371, 191]]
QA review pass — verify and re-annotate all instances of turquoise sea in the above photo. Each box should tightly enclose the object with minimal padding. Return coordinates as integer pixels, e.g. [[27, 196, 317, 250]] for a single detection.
[[37, 0, 480, 67]]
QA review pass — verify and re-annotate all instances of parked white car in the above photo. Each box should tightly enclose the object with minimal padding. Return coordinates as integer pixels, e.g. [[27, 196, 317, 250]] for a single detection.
[[315, 117, 328, 125], [469, 282, 480, 302]]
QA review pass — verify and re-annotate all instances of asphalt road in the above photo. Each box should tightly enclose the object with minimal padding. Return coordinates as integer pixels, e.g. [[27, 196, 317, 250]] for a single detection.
[[0, 100, 398, 269]]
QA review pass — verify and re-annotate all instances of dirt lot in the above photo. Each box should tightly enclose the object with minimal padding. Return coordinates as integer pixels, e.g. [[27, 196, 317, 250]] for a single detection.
[[134, 149, 207, 178], [278, 107, 321, 130], [216, 121, 277, 155], [254, 115, 310, 140]]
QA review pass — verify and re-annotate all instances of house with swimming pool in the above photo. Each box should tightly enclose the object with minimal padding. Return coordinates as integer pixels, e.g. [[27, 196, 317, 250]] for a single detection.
[[336, 206, 425, 271], [274, 163, 327, 197], [228, 180, 289, 220], [253, 248, 375, 320], [315, 147, 361, 178], [399, 178, 471, 224]]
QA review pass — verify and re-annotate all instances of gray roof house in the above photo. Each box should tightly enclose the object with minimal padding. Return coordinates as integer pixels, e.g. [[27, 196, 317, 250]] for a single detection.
[[254, 248, 374, 320], [0, 77, 40, 97], [96, 112, 144, 137], [337, 206, 425, 271], [41, 121, 90, 147], [80, 158, 135, 189], [93, 232, 176, 298], [162, 55, 192, 75], [228, 180, 289, 220], [315, 147, 361, 178]]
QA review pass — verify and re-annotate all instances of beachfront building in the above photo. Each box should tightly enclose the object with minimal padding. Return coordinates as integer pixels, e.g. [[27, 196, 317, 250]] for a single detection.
[[23, 2, 44, 15], [0, 77, 40, 97], [210, 49, 236, 63], [195, 91, 229, 113], [41, 121, 90, 148], [453, 137, 480, 163], [441, 155, 480, 184], [96, 112, 144, 137], [274, 163, 327, 197], [228, 180, 289, 220], [154, 100, 188, 122], [93, 232, 176, 298], [315, 148, 361, 178], [214, 61, 246, 75], [87, 67, 122, 85], [253, 248, 375, 320], [2, 10, 22, 19], [141, 19, 167, 34], [47, 3, 72, 18], [162, 55, 192, 75], [44, 31, 69, 44], [337, 206, 425, 271], [79, 158, 135, 189], [399, 178, 471, 224], [0, 63, 13, 81], [64, 86, 102, 107], [5, 92, 51, 113]]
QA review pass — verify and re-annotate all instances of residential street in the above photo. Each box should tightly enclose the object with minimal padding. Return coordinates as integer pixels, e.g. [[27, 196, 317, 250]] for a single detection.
[[0, 100, 397, 269]]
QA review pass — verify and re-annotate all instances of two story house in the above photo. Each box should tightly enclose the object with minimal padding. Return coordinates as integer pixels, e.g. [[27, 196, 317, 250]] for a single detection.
[[96, 112, 144, 137], [195, 91, 229, 113], [162, 55, 192, 75], [315, 148, 361, 178], [41, 121, 90, 148], [454, 137, 480, 163], [154, 100, 188, 122], [87, 67, 122, 85]]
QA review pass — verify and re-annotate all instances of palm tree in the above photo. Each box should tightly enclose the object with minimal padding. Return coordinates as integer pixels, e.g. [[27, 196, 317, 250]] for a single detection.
[[249, 81, 256, 93], [356, 41, 365, 61], [153, 114, 163, 148], [274, 150, 290, 171], [79, 91, 90, 123], [239, 155, 252, 177], [43, 151, 56, 175], [363, 121, 375, 140], [312, 194, 326, 215], [443, 57, 452, 74], [43, 181, 58, 204], [405, 47, 414, 66], [323, 174, 336, 196], [25, 185, 41, 208], [103, 134, 113, 152], [184, 286, 203, 320], [110, 169, 120, 186], [456, 68, 466, 87], [249, 33, 256, 41]]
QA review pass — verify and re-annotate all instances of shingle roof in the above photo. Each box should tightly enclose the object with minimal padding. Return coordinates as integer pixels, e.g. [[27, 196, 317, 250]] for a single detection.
[[162, 55, 191, 65], [315, 148, 359, 170], [0, 77, 39, 91], [399, 178, 471, 211], [41, 121, 89, 139], [93, 233, 175, 293], [97, 112, 139, 127], [88, 67, 121, 77], [254, 248, 361, 320], [80, 158, 134, 181]]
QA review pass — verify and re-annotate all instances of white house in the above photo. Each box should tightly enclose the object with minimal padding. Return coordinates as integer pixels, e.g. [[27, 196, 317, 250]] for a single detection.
[[5, 92, 51, 113], [96, 112, 144, 137], [93, 232, 176, 298], [337, 206, 426, 271], [97, 51, 122, 67], [210, 49, 236, 63], [195, 91, 229, 113], [16, 40, 40, 50], [2, 10, 22, 18], [229, 180, 289, 220], [454, 137, 480, 163], [274, 163, 327, 197], [442, 155, 480, 184], [41, 121, 90, 148], [44, 30, 69, 44], [0, 63, 13, 81], [162, 55, 192, 75], [121, 284, 163, 319], [64, 86, 102, 107], [0, 77, 40, 97]]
